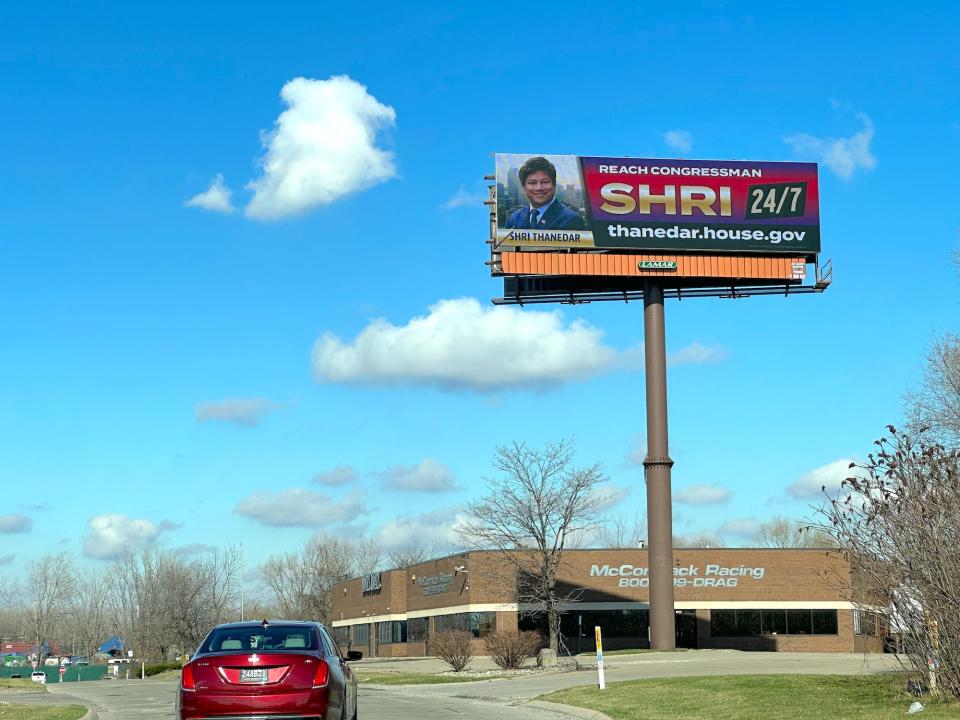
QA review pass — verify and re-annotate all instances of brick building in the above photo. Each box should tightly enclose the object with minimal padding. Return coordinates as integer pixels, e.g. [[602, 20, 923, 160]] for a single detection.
[[330, 548, 886, 657]]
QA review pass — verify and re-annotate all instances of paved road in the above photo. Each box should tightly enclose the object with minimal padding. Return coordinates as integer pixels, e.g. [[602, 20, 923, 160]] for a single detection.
[[14, 652, 902, 720], [35, 678, 575, 720]]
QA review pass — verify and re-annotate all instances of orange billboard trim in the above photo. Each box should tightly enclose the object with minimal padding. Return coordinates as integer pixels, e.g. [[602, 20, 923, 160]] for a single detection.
[[497, 252, 805, 281]]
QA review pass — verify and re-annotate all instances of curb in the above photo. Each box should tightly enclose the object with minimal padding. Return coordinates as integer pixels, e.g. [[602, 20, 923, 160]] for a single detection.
[[523, 699, 614, 720], [79, 708, 100, 720]]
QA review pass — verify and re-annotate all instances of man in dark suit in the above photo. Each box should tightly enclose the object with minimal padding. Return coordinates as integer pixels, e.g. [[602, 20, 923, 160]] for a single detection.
[[505, 156, 587, 230]]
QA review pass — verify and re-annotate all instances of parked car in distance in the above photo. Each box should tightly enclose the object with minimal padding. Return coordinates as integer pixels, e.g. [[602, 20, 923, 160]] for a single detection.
[[177, 620, 362, 720], [70, 656, 89, 666], [30, 671, 46, 684]]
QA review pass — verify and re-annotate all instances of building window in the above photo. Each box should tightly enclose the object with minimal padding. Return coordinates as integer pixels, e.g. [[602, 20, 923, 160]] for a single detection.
[[408, 617, 428, 642], [711, 609, 838, 636], [812, 610, 839, 634], [352, 624, 370, 646], [762, 610, 787, 635], [853, 609, 877, 636], [330, 626, 349, 647], [708, 610, 734, 636], [434, 612, 496, 638], [376, 621, 407, 645], [737, 610, 762, 635], [558, 610, 650, 639]]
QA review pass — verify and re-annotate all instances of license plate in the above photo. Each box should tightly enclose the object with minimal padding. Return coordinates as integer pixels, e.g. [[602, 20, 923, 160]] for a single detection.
[[240, 668, 267, 683]]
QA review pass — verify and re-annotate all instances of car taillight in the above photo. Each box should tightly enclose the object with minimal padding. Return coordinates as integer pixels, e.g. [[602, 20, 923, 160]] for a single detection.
[[181, 664, 195, 691], [312, 660, 329, 688]]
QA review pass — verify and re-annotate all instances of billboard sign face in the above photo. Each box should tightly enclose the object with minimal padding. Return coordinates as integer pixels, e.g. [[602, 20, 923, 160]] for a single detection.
[[495, 154, 820, 255]]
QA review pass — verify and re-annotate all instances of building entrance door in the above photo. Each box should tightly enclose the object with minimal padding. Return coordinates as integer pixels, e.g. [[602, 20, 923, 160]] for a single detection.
[[675, 610, 698, 648]]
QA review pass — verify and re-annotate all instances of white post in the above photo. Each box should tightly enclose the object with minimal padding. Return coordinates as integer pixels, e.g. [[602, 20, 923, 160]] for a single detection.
[[595, 626, 606, 690], [240, 543, 245, 622]]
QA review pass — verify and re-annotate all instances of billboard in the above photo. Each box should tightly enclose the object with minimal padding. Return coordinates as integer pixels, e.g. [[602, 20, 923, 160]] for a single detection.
[[495, 154, 820, 255]]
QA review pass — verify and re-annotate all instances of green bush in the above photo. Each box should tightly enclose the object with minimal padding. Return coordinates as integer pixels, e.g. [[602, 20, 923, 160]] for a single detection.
[[141, 662, 182, 678]]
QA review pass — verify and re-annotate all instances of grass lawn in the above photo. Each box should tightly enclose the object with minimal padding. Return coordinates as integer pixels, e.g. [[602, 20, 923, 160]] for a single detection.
[[0, 678, 46, 692], [355, 671, 509, 684], [0, 705, 87, 720], [542, 675, 960, 720]]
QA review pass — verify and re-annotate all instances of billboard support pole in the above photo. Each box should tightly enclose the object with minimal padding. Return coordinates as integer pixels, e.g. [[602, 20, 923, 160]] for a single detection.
[[643, 282, 676, 651]]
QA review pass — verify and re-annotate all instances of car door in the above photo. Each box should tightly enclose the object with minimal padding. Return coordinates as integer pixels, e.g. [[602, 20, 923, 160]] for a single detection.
[[322, 628, 354, 720]]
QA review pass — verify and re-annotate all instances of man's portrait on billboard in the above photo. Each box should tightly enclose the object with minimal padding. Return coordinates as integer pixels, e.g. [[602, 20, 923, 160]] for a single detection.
[[498, 155, 587, 231]]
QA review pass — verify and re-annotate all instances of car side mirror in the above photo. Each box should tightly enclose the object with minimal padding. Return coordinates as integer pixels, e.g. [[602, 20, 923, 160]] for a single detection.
[[346, 651, 363, 662]]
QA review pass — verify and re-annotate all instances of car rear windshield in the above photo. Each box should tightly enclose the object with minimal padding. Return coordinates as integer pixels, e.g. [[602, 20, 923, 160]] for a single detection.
[[200, 626, 320, 653]]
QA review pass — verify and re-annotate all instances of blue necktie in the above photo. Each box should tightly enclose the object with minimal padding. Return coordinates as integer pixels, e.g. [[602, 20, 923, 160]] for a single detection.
[[529, 209, 539, 228]]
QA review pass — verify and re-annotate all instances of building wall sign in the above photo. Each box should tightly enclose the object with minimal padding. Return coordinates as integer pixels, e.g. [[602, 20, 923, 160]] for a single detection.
[[417, 573, 454, 596], [589, 563, 766, 588], [361, 573, 382, 593]]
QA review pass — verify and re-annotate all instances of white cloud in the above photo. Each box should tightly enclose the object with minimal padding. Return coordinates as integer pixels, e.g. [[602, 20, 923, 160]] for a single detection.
[[784, 112, 876, 180], [619, 341, 728, 372], [245, 76, 397, 220], [196, 397, 284, 427], [173, 543, 215, 557], [675, 483, 732, 506], [312, 298, 620, 392], [313, 466, 359, 487], [668, 341, 729, 367], [664, 129, 694, 154], [312, 299, 729, 393], [442, 186, 487, 210], [234, 489, 366, 527], [83, 514, 165, 559], [380, 459, 458, 492], [0, 513, 32, 533], [787, 458, 856, 499], [718, 517, 762, 538], [185, 174, 235, 214], [374, 508, 465, 550], [593, 485, 630, 513], [0, 553, 14, 566], [625, 435, 646, 466]]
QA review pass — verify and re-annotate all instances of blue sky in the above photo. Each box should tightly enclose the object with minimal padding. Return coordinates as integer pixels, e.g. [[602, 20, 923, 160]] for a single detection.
[[2, 2, 958, 589]]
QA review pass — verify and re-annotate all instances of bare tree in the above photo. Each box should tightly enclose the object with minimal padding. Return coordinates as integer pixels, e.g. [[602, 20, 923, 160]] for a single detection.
[[261, 535, 357, 624], [752, 516, 837, 548], [387, 542, 438, 569], [21, 553, 71, 664], [816, 427, 960, 697], [109, 546, 241, 661], [595, 511, 647, 548], [65, 566, 113, 659], [165, 546, 241, 657], [907, 332, 960, 447], [461, 439, 608, 652], [352, 537, 382, 576], [672, 533, 722, 548]]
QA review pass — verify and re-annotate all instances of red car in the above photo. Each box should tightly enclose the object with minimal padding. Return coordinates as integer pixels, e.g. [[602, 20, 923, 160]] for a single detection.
[[178, 620, 361, 720]]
